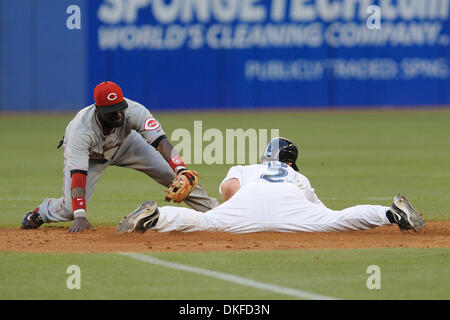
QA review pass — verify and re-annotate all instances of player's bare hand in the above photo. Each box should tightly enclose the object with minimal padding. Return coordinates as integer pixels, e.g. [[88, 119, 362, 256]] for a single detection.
[[69, 217, 96, 233]]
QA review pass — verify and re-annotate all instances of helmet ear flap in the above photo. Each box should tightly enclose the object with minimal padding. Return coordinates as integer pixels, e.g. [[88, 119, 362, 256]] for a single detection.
[[261, 137, 299, 170], [278, 144, 299, 170]]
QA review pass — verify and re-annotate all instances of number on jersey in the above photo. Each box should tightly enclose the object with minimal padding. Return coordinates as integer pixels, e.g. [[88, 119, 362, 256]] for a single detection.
[[260, 161, 288, 183]]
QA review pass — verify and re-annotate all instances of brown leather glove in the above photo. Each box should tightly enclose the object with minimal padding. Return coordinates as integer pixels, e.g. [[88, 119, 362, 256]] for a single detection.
[[164, 170, 199, 203]]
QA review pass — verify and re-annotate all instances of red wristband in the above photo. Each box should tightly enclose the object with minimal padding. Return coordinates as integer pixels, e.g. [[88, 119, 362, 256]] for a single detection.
[[168, 155, 186, 173], [72, 196, 86, 212]]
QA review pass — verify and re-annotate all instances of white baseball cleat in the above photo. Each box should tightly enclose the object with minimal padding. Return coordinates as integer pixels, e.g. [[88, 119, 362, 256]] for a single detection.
[[117, 200, 159, 234], [387, 194, 425, 232]]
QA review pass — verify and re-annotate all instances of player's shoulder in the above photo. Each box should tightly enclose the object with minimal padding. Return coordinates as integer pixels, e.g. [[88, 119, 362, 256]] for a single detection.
[[73, 104, 95, 116], [66, 105, 96, 136], [230, 163, 266, 176], [69, 105, 95, 128], [124, 98, 149, 112], [124, 98, 157, 122], [247, 163, 266, 170], [226, 164, 243, 172], [229, 163, 262, 170], [293, 169, 311, 185]]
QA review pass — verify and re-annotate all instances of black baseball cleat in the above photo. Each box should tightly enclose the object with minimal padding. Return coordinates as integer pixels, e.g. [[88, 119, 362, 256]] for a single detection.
[[22, 208, 44, 229], [117, 200, 160, 234], [386, 195, 425, 232]]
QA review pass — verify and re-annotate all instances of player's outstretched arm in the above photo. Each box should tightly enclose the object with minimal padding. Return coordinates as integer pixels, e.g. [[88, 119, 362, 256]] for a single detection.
[[155, 138, 200, 203], [156, 138, 187, 174], [68, 171, 96, 233]]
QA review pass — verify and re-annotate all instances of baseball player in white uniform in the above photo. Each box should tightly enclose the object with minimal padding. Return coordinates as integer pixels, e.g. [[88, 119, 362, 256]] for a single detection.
[[22, 81, 219, 233], [118, 137, 425, 234]]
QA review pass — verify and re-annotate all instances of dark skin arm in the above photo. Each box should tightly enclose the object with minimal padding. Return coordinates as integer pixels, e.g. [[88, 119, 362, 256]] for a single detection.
[[67, 110, 118, 233], [156, 138, 180, 163], [68, 138, 176, 232], [68, 187, 96, 233]]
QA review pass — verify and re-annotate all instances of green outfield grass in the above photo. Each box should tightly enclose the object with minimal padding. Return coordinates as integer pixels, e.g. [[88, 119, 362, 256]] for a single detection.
[[1, 109, 449, 226], [0, 248, 448, 300], [0, 109, 449, 300]]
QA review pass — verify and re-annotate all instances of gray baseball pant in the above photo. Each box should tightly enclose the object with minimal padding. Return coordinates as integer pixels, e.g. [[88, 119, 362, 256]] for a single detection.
[[36, 131, 219, 223]]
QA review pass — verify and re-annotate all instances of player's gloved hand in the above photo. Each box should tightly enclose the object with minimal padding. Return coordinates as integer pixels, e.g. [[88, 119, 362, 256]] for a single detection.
[[165, 169, 199, 203], [69, 217, 96, 233]]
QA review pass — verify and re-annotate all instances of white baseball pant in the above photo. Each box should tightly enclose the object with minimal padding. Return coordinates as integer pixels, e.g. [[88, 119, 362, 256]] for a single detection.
[[154, 182, 392, 233]]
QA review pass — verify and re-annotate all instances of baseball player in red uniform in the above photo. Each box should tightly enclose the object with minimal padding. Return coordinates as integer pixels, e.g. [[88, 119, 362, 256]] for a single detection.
[[21, 81, 219, 233]]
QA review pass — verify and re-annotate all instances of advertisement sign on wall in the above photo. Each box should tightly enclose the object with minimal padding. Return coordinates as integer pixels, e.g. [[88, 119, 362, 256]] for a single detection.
[[90, 0, 449, 109]]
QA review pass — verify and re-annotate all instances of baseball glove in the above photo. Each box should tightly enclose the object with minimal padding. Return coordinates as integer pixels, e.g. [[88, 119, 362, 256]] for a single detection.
[[165, 170, 199, 203]]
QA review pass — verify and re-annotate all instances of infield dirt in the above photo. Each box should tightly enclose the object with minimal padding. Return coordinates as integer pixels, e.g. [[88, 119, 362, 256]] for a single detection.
[[1, 221, 449, 253]]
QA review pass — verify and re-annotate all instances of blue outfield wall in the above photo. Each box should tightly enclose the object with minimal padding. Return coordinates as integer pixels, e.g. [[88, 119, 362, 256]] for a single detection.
[[1, 0, 449, 111], [0, 0, 86, 111]]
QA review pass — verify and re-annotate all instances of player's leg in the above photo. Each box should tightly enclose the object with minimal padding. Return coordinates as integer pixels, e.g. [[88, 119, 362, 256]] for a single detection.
[[152, 185, 269, 233], [120, 199, 260, 233], [153, 206, 214, 232], [117, 183, 271, 233], [272, 193, 424, 232], [310, 204, 392, 232], [116, 200, 219, 233], [332, 205, 393, 230], [266, 185, 393, 232], [22, 160, 107, 227], [111, 131, 219, 212], [269, 204, 392, 232], [168, 189, 420, 233]]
